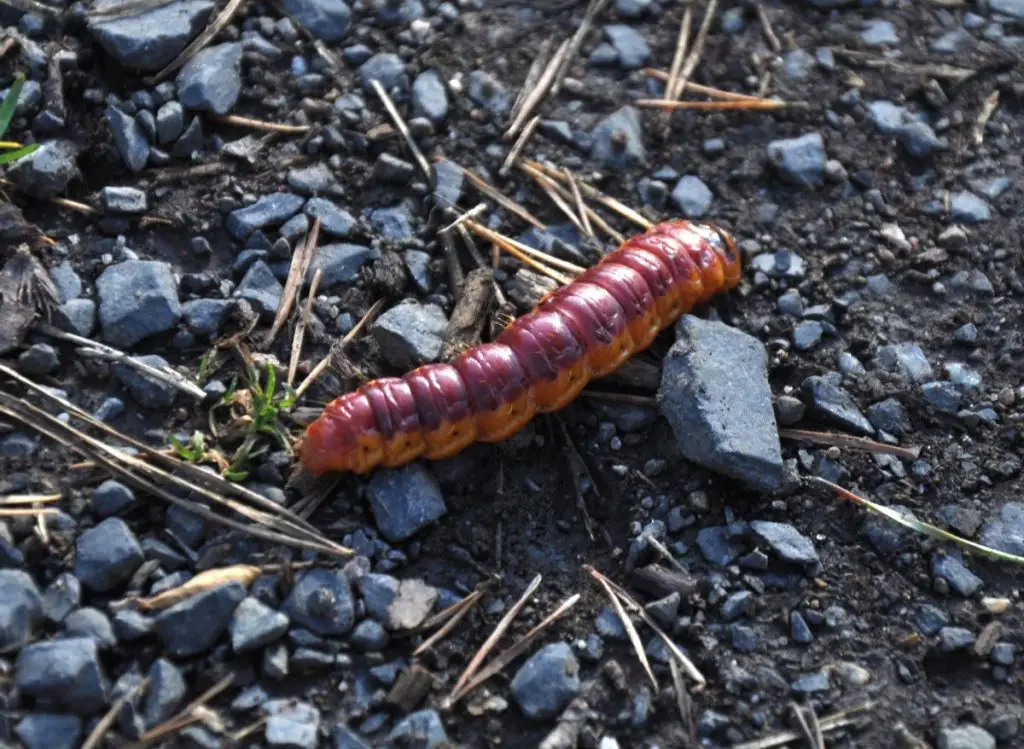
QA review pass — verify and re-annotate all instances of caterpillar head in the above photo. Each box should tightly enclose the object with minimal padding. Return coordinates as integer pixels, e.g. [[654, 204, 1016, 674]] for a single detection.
[[299, 393, 383, 475]]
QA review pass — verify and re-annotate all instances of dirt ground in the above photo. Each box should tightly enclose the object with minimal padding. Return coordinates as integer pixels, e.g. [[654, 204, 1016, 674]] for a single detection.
[[2, 0, 1024, 747]]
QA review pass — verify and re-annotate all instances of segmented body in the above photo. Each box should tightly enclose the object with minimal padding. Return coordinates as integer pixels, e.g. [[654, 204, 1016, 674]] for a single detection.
[[300, 220, 743, 476]]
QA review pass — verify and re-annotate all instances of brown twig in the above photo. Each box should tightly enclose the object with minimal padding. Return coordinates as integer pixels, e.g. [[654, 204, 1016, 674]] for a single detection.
[[506, 37, 572, 138], [500, 114, 541, 177], [460, 167, 546, 229], [669, 660, 696, 745], [730, 703, 875, 749], [51, 196, 96, 214], [550, 0, 614, 96], [669, 0, 718, 103], [519, 161, 622, 243], [293, 298, 385, 399], [0, 507, 58, 518], [525, 161, 652, 229], [510, 36, 553, 124], [755, 3, 781, 54], [594, 573, 658, 689], [643, 69, 774, 102], [663, 3, 693, 108], [287, 267, 321, 388], [830, 47, 976, 82], [635, 98, 799, 111], [0, 493, 61, 505], [127, 674, 235, 749], [778, 428, 921, 460], [82, 677, 151, 749], [412, 589, 484, 656], [464, 220, 579, 285]]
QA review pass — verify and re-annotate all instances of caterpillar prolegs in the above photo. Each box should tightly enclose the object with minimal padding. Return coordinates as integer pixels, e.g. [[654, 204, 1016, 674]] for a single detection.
[[299, 220, 743, 476]]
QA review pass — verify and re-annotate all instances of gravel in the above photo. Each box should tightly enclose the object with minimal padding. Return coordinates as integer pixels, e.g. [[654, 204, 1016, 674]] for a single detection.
[[95, 260, 182, 348], [230, 596, 290, 652], [370, 300, 448, 369], [142, 659, 187, 728], [510, 642, 581, 720], [15, 638, 109, 714], [14, 714, 84, 749], [154, 581, 247, 657], [112, 354, 179, 408], [357, 574, 437, 630], [73, 518, 143, 593], [283, 568, 355, 636], [366, 463, 447, 542], [86, 0, 214, 71], [937, 726, 996, 749], [0, 570, 44, 651]]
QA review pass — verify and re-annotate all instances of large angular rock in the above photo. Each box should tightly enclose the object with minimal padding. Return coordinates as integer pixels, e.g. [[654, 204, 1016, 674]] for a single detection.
[[74, 518, 144, 593], [96, 261, 182, 348], [0, 569, 44, 651], [283, 568, 355, 636], [15, 638, 109, 714], [308, 243, 379, 288], [277, 0, 351, 40], [370, 301, 447, 369], [176, 43, 242, 115], [154, 582, 246, 657], [366, 463, 447, 542], [510, 643, 581, 719], [590, 106, 645, 170], [657, 316, 783, 492], [87, 0, 215, 71]]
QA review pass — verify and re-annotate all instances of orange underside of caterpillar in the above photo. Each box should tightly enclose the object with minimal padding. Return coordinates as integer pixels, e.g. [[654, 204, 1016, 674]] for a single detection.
[[299, 220, 743, 476]]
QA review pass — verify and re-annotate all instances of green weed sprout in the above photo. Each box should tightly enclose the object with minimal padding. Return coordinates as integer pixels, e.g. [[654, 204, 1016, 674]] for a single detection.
[[0, 75, 40, 167]]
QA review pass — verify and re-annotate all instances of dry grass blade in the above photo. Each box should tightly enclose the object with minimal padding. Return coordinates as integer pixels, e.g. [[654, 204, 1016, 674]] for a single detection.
[[500, 114, 541, 177], [550, 0, 614, 96], [230, 717, 268, 742], [0, 493, 61, 505], [446, 574, 543, 704], [51, 196, 96, 213], [413, 589, 484, 656], [288, 267, 322, 387], [973, 90, 999, 146], [634, 98, 798, 111], [663, 3, 693, 107], [0, 363, 321, 534], [565, 169, 595, 241], [506, 37, 571, 137], [119, 564, 263, 611], [465, 221, 580, 284], [35, 323, 206, 399], [211, 113, 311, 133], [460, 166, 546, 229], [293, 297, 385, 399], [584, 565, 705, 685], [519, 162, 624, 243], [412, 587, 487, 635], [779, 428, 920, 460], [127, 674, 234, 749], [830, 48, 976, 82], [0, 507, 58, 518], [594, 574, 657, 689], [790, 703, 821, 749], [264, 218, 320, 350], [82, 676, 151, 749], [669, 659, 696, 745], [371, 79, 433, 184], [729, 702, 875, 749], [643, 69, 774, 101], [807, 476, 1024, 565], [145, 0, 245, 83], [450, 593, 581, 704], [0, 395, 349, 559], [510, 36, 552, 124], [525, 161, 652, 229], [756, 3, 781, 54], [536, 174, 590, 238], [645, 535, 689, 576], [668, 0, 717, 102]]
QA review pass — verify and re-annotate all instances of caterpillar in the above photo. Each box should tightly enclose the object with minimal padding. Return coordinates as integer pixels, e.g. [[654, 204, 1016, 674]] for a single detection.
[[299, 220, 743, 476]]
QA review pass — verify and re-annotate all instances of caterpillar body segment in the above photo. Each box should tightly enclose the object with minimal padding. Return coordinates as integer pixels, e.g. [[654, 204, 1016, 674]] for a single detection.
[[300, 220, 743, 476]]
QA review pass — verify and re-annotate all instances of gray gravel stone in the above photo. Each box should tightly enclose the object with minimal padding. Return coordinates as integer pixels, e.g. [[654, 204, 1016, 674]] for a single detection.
[[15, 714, 83, 749], [5, 139, 79, 198], [432, 158, 463, 208], [368, 204, 416, 240], [154, 581, 246, 657], [16, 638, 109, 714], [61, 299, 97, 336], [227, 193, 305, 239], [156, 101, 185, 144], [234, 260, 284, 318], [860, 18, 898, 46], [96, 260, 182, 348], [467, 70, 510, 115], [283, 568, 355, 636], [657, 316, 783, 493], [751, 520, 819, 565], [949, 191, 991, 223], [106, 107, 150, 173], [112, 354, 179, 408], [332, 724, 372, 749], [938, 726, 996, 749], [309, 243, 379, 287], [230, 596, 289, 652], [802, 375, 874, 436], [387, 710, 449, 748], [359, 53, 406, 92], [74, 518, 143, 592], [288, 164, 341, 196], [100, 186, 148, 214], [349, 619, 389, 651], [143, 659, 186, 728], [932, 553, 983, 597], [357, 574, 437, 630], [767, 132, 826, 188], [874, 342, 934, 382], [671, 175, 713, 217], [264, 699, 320, 749], [979, 503, 1024, 556], [412, 69, 448, 124], [866, 398, 910, 436], [17, 343, 59, 375], [366, 463, 447, 542], [176, 42, 242, 115], [603, 24, 650, 68], [278, 0, 351, 41], [0, 569, 43, 650], [991, 0, 1024, 18], [87, 0, 214, 71], [304, 198, 357, 238], [49, 262, 81, 302], [63, 607, 116, 648], [590, 106, 645, 170], [183, 298, 232, 338], [370, 300, 447, 368], [922, 381, 962, 413], [42, 572, 80, 623], [510, 642, 581, 720]]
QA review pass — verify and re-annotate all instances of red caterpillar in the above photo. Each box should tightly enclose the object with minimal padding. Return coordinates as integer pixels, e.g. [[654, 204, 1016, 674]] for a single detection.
[[300, 220, 743, 476]]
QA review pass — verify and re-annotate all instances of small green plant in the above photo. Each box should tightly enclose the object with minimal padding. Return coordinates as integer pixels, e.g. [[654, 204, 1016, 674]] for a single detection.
[[0, 75, 40, 167], [221, 361, 297, 481], [170, 430, 209, 464]]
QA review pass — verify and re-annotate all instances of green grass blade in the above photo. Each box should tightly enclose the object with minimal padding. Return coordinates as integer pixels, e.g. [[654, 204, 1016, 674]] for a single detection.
[[0, 143, 38, 165], [0, 74, 27, 140]]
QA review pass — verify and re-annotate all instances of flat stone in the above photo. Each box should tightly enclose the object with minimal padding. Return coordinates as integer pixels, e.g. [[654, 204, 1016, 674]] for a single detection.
[[234, 260, 283, 318], [932, 553, 983, 597], [590, 106, 645, 170], [112, 354, 179, 408], [359, 53, 406, 92], [154, 581, 246, 657], [283, 568, 355, 636], [368, 204, 416, 240], [230, 596, 290, 652], [176, 42, 242, 115], [938, 726, 996, 749], [41, 572, 80, 623], [412, 69, 448, 124], [15, 714, 83, 749], [304, 198, 357, 238], [5, 139, 79, 198], [874, 342, 934, 383], [370, 300, 447, 369], [143, 659, 187, 728], [278, 0, 350, 41], [105, 107, 149, 173], [366, 463, 447, 542], [183, 298, 232, 338], [802, 375, 874, 435], [74, 518, 143, 593], [0, 569, 43, 651], [657, 316, 783, 493], [308, 243, 379, 288], [603, 24, 650, 69], [15, 638, 109, 714], [63, 607, 117, 648], [264, 699, 321, 749], [87, 0, 214, 71], [671, 175, 713, 218], [357, 574, 438, 630], [96, 260, 182, 348], [510, 643, 581, 720], [750, 520, 819, 565], [767, 132, 826, 188], [100, 186, 147, 214], [979, 503, 1024, 556], [467, 70, 510, 116], [227, 193, 305, 240]]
